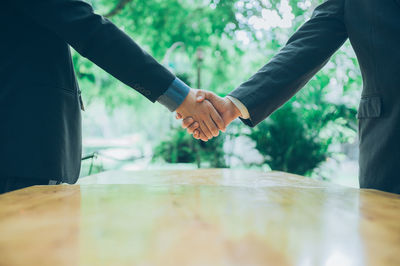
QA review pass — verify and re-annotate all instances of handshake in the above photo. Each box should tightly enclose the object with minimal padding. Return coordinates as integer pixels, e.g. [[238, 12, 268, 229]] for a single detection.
[[175, 88, 242, 141]]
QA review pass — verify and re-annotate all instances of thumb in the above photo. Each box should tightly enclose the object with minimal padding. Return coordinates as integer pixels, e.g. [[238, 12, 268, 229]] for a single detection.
[[195, 90, 206, 102], [205, 91, 224, 107]]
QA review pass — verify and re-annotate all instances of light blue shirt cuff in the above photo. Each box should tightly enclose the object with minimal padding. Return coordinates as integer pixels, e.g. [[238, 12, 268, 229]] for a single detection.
[[157, 78, 190, 112]]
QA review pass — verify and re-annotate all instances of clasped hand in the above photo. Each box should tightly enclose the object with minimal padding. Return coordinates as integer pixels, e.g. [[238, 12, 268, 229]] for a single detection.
[[176, 89, 241, 141]]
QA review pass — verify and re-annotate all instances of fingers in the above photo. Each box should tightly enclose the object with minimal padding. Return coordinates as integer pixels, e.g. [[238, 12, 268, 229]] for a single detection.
[[181, 117, 205, 140], [192, 127, 207, 141], [181, 116, 207, 138], [180, 114, 211, 139], [209, 105, 226, 132], [195, 90, 206, 103], [193, 129, 201, 139], [193, 129, 210, 142], [186, 121, 200, 134], [203, 116, 219, 137], [200, 134, 209, 142], [199, 120, 213, 139], [204, 101, 222, 137], [181, 117, 194, 129], [176, 112, 183, 120]]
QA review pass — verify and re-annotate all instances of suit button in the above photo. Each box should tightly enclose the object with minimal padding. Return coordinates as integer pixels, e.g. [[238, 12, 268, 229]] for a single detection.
[[145, 90, 151, 96]]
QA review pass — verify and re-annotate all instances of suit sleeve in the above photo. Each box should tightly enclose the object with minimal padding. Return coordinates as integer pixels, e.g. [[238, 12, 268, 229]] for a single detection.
[[229, 0, 348, 127], [13, 0, 175, 102]]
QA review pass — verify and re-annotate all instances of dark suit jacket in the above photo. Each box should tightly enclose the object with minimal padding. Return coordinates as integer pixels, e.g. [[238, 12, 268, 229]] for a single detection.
[[1, 0, 175, 183], [230, 0, 400, 193]]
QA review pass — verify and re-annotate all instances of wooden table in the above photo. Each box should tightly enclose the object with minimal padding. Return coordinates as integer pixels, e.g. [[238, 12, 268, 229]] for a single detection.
[[0, 169, 399, 266]]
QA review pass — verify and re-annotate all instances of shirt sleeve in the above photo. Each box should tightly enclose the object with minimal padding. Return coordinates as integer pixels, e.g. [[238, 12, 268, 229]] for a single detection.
[[226, 96, 250, 119], [157, 78, 191, 112]]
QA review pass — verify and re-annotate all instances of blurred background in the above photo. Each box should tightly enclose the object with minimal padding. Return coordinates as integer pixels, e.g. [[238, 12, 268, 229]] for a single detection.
[[77, 0, 361, 188]]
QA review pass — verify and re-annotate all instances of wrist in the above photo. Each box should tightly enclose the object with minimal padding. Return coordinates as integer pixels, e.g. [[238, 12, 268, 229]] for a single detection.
[[226, 97, 241, 119], [176, 88, 194, 114]]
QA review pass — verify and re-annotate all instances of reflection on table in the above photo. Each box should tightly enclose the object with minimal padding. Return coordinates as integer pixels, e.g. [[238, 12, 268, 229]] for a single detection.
[[0, 169, 399, 266]]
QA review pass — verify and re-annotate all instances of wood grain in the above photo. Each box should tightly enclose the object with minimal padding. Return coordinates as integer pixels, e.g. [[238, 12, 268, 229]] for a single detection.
[[0, 169, 399, 266]]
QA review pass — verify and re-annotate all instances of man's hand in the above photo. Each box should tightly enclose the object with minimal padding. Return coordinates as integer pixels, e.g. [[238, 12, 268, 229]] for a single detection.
[[177, 90, 241, 139], [176, 89, 226, 141]]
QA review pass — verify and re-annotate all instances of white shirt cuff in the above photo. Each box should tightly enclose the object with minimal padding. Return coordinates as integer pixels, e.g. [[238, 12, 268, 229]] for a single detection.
[[226, 96, 250, 119]]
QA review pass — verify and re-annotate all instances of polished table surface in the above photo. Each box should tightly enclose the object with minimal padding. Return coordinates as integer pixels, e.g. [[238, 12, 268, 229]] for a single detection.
[[0, 169, 399, 266]]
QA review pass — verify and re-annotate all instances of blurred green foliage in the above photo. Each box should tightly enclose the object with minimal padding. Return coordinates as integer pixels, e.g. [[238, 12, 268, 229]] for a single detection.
[[75, 0, 361, 177], [153, 128, 227, 168], [153, 128, 197, 164], [249, 105, 330, 176], [248, 101, 357, 175]]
